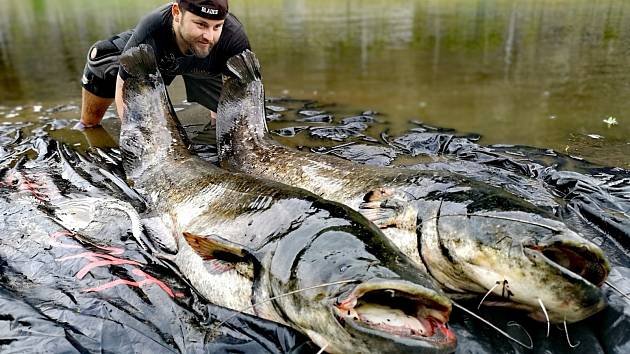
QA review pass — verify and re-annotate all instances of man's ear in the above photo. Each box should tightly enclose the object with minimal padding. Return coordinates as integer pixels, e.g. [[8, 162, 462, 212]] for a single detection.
[[171, 3, 181, 23]]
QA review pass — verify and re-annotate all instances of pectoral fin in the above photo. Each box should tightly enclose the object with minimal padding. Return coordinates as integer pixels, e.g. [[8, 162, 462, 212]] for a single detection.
[[360, 202, 399, 227], [359, 188, 417, 231], [183, 232, 251, 262], [183, 232, 256, 278]]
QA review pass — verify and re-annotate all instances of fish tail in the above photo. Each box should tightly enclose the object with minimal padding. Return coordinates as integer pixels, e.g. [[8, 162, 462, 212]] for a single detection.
[[119, 44, 159, 79], [226, 49, 262, 83], [218, 49, 268, 152]]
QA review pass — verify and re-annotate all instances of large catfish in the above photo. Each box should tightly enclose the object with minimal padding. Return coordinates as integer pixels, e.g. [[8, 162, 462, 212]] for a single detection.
[[118, 44, 457, 353], [216, 50, 611, 324]]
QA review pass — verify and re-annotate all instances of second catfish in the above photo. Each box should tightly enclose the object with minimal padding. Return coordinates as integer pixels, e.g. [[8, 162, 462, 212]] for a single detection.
[[216, 50, 610, 324]]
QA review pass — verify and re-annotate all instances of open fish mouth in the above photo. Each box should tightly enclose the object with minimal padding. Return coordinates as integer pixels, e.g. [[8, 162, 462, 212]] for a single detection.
[[524, 241, 610, 287], [334, 281, 455, 347]]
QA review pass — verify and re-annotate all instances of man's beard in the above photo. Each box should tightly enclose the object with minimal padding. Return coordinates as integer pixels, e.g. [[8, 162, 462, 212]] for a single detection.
[[177, 27, 211, 58]]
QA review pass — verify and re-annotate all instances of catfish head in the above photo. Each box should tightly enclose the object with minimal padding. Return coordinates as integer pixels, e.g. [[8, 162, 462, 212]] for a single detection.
[[419, 192, 610, 324], [184, 209, 457, 354]]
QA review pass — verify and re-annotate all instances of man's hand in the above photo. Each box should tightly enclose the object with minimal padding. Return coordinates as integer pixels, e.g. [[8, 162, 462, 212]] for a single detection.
[[72, 121, 99, 131]]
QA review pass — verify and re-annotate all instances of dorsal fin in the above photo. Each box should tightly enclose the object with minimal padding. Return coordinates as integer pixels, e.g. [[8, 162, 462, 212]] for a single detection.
[[226, 49, 262, 84]]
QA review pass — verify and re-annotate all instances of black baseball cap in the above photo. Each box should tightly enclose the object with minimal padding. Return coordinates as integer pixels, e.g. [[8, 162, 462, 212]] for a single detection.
[[178, 0, 228, 20]]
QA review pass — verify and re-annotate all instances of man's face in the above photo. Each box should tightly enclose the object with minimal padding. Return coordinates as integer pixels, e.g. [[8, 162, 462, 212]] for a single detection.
[[174, 6, 224, 58]]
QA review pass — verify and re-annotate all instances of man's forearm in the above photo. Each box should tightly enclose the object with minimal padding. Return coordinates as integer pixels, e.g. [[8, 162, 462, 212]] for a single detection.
[[115, 74, 125, 121]]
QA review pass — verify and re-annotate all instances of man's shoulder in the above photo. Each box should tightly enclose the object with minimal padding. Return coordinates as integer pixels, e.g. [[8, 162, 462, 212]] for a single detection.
[[136, 3, 172, 34], [124, 3, 174, 53], [214, 13, 250, 54], [223, 14, 248, 39]]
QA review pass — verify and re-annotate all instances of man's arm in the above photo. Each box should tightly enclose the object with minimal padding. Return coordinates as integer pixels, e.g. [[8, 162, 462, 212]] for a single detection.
[[114, 73, 125, 122]]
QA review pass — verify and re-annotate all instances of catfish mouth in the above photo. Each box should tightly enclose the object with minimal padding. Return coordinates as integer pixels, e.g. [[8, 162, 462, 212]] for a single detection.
[[480, 242, 609, 309], [470, 242, 609, 322], [525, 242, 609, 287], [334, 282, 455, 348]]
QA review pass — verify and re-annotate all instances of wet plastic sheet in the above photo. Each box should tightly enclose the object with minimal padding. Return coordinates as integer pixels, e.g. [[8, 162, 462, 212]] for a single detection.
[[0, 128, 314, 353], [0, 195, 314, 354]]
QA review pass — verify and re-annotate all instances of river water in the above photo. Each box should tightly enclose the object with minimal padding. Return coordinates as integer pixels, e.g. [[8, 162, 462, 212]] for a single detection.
[[1, 0, 629, 167]]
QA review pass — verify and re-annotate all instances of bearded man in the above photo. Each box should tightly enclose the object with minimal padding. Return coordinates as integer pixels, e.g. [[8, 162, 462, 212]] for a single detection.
[[77, 0, 249, 129]]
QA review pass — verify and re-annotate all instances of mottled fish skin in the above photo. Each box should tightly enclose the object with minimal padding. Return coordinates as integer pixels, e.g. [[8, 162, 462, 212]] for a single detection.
[[118, 45, 457, 354], [217, 50, 611, 324]]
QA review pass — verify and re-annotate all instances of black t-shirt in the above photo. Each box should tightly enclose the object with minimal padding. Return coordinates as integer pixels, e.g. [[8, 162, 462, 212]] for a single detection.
[[119, 3, 250, 85]]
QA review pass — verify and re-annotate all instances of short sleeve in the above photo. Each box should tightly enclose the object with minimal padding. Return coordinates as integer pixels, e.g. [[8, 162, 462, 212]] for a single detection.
[[118, 12, 162, 81]]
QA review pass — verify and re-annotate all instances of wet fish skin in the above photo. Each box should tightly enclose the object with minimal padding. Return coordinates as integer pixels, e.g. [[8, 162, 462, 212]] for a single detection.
[[216, 50, 610, 324], [118, 44, 457, 354]]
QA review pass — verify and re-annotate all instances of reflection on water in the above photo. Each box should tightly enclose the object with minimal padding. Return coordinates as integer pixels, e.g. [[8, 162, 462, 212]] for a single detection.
[[0, 0, 629, 167]]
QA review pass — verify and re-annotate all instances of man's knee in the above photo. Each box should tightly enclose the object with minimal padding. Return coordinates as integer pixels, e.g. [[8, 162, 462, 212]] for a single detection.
[[81, 31, 132, 99]]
